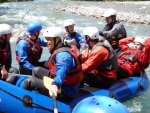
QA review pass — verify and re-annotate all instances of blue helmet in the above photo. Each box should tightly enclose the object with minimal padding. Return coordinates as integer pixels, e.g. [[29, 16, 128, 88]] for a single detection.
[[72, 96, 129, 113], [27, 21, 42, 34]]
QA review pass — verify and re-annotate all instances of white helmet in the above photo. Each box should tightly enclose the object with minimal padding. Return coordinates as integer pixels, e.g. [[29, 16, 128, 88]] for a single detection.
[[43, 27, 64, 42], [103, 8, 116, 17], [0, 24, 12, 37], [83, 27, 103, 40], [134, 36, 146, 45], [64, 19, 75, 27]]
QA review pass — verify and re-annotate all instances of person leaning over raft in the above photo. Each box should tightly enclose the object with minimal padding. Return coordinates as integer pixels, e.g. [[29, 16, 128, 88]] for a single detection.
[[63, 19, 87, 51], [80, 27, 117, 88], [15, 21, 47, 75], [0, 24, 19, 80], [117, 36, 150, 79], [99, 8, 127, 56], [22, 27, 83, 102]]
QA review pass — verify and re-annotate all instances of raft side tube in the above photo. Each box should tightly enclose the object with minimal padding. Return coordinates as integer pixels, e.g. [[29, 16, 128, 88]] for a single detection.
[[0, 80, 71, 113]]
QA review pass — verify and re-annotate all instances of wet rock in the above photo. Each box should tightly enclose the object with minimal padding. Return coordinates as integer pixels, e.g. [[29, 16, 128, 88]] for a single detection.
[[52, 1, 150, 25]]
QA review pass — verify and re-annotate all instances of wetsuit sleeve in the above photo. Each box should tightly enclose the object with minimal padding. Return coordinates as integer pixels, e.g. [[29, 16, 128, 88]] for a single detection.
[[65, 35, 72, 40], [82, 46, 109, 73], [64, 33, 84, 47], [119, 37, 134, 51], [38, 37, 47, 47], [16, 40, 34, 70], [52, 52, 76, 87], [75, 33, 84, 46], [103, 23, 126, 39]]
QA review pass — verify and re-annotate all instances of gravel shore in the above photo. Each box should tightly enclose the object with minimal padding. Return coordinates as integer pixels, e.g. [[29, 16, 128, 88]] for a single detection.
[[51, 1, 150, 25]]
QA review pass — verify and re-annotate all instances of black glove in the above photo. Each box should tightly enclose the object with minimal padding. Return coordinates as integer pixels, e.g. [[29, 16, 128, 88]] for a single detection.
[[99, 31, 103, 36]]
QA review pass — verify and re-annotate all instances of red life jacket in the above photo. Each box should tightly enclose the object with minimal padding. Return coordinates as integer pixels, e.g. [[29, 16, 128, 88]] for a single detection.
[[48, 47, 83, 84], [0, 42, 10, 66], [118, 49, 143, 75], [16, 35, 43, 63]]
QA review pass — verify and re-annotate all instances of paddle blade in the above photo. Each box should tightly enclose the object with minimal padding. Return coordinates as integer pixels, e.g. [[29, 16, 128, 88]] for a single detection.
[[43, 76, 61, 93], [43, 76, 53, 89]]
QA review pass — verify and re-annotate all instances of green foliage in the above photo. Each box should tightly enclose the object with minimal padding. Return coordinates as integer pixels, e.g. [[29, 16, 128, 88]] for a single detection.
[[0, 0, 8, 3]]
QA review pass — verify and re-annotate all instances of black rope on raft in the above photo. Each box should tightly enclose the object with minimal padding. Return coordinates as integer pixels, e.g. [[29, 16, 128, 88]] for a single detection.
[[0, 87, 54, 112]]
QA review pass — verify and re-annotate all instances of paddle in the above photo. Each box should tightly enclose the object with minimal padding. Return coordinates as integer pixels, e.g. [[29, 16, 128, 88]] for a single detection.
[[43, 76, 60, 113], [43, 76, 61, 93], [52, 94, 58, 113]]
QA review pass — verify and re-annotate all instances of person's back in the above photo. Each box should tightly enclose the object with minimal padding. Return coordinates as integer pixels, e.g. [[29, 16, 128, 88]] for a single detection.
[[99, 8, 127, 56], [15, 21, 47, 75], [81, 27, 117, 88], [117, 36, 150, 79]]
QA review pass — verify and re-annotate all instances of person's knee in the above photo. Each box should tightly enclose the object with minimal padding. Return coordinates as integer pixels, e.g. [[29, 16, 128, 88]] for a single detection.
[[22, 77, 36, 90], [8, 67, 19, 74], [19, 66, 32, 75], [32, 67, 49, 79], [6, 74, 18, 84], [22, 76, 48, 94], [43, 61, 49, 69]]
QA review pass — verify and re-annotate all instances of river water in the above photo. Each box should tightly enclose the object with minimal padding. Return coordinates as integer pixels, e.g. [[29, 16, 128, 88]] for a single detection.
[[0, 0, 150, 112]]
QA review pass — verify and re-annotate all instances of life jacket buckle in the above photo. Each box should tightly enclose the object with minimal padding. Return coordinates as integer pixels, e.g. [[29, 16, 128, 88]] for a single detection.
[[121, 59, 126, 64]]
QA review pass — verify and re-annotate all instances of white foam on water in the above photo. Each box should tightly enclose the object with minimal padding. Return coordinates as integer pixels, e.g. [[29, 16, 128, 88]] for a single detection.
[[127, 100, 142, 112], [0, 15, 8, 20], [10, 24, 26, 42], [0, 4, 10, 10], [98, 21, 104, 25], [146, 68, 150, 71]]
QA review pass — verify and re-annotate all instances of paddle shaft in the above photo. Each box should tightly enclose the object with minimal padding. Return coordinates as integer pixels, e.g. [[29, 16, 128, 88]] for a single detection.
[[52, 95, 58, 113]]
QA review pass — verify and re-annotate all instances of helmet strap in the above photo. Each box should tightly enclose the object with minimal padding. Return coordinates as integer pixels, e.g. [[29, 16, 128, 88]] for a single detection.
[[86, 38, 91, 49], [51, 38, 61, 54], [88, 39, 99, 49], [111, 15, 116, 24], [66, 26, 71, 34], [34, 31, 40, 40]]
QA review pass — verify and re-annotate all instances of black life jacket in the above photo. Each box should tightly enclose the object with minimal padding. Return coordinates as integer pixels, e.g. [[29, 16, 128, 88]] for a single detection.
[[103, 21, 127, 49], [89, 40, 118, 72]]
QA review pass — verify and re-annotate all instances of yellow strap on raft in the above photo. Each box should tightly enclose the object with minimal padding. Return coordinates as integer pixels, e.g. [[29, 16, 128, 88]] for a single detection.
[[43, 76, 61, 93]]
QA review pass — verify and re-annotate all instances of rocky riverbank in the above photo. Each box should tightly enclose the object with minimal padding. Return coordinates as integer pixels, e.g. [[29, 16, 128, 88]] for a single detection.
[[51, 1, 150, 25]]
